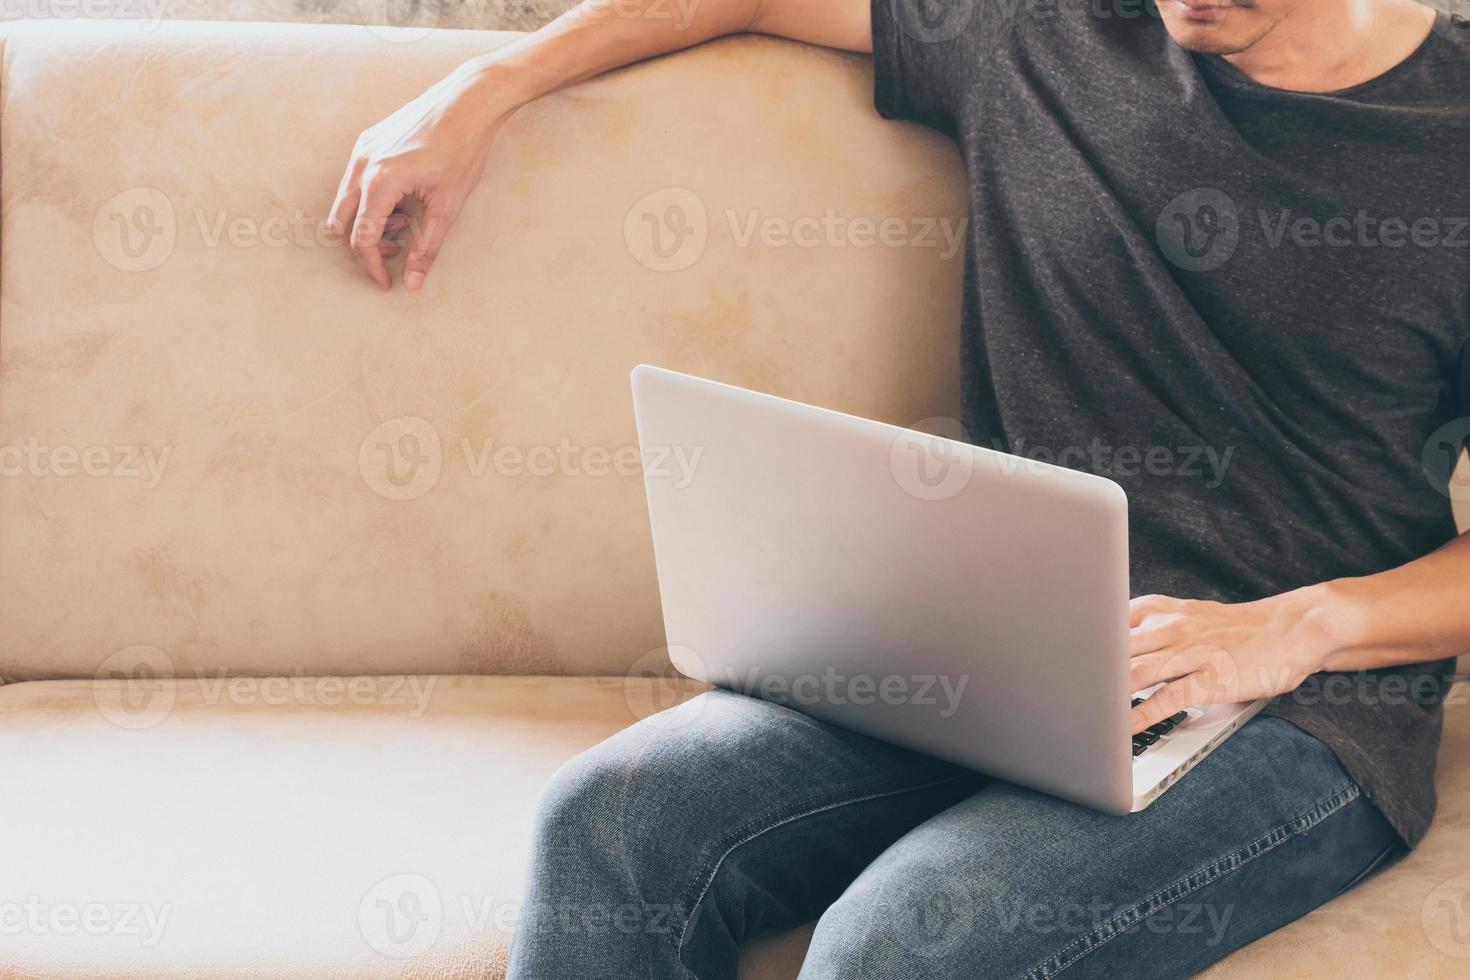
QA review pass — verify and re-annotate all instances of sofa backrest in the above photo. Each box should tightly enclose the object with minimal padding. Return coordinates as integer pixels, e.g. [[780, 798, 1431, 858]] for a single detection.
[[0, 21, 1464, 683], [0, 20, 967, 680]]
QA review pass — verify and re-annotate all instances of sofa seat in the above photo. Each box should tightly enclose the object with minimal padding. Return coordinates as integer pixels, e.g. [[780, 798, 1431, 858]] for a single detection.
[[2, 675, 1467, 979]]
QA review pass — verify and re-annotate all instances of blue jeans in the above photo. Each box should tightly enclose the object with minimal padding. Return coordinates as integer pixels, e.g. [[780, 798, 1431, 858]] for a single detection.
[[506, 689, 1397, 979]]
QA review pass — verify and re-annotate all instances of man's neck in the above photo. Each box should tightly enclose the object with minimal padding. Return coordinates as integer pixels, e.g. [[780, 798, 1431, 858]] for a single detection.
[[1223, 0, 1437, 92]]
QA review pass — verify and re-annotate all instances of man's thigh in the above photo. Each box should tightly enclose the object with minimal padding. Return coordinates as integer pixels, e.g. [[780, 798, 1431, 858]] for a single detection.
[[532, 688, 981, 974], [799, 715, 1398, 980]]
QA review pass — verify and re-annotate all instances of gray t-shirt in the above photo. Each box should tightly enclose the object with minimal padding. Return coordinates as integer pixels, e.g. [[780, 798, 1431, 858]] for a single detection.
[[871, 0, 1470, 846]]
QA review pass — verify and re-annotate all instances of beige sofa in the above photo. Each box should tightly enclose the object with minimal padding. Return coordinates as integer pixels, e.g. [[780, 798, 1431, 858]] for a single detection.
[[0, 19, 1466, 980]]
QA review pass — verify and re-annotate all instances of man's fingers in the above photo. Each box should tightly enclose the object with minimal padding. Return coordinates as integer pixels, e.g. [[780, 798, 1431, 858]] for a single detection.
[[328, 184, 360, 245], [350, 175, 403, 290], [379, 213, 411, 256], [1129, 594, 1175, 628], [1129, 614, 1188, 657], [327, 156, 367, 241], [402, 200, 461, 292], [1129, 647, 1204, 691], [1131, 674, 1204, 733]]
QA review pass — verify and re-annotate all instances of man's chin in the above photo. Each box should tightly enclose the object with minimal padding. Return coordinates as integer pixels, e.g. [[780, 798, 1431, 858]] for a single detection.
[[1165, 28, 1256, 55], [1158, 5, 1271, 55]]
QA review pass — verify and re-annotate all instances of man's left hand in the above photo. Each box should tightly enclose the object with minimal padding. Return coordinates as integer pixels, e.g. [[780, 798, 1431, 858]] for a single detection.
[[1127, 592, 1338, 733]]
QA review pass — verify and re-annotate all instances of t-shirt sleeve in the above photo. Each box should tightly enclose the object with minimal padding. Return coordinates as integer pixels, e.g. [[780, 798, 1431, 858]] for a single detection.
[[870, 0, 998, 135]]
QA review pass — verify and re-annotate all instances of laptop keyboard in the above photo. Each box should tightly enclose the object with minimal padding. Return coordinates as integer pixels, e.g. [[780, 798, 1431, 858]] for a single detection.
[[1131, 697, 1190, 757]]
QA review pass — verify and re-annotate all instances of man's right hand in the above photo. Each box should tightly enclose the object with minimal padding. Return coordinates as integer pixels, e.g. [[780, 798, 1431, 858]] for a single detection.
[[327, 0, 872, 292], [328, 62, 509, 291]]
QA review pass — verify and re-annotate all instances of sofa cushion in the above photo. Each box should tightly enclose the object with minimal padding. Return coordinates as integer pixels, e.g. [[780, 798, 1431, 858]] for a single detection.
[[0, 675, 694, 978], [2, 675, 1466, 978]]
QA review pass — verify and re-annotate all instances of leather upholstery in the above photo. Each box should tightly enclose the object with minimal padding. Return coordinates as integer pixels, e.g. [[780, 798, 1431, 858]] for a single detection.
[[0, 675, 696, 978], [0, 18, 1465, 980], [0, 20, 965, 681]]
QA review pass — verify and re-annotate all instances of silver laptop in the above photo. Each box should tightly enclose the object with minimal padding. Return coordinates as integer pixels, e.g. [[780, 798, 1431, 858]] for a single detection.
[[631, 365, 1264, 814]]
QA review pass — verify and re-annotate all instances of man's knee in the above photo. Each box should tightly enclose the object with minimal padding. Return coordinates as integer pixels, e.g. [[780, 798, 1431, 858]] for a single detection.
[[802, 852, 1040, 980], [532, 733, 651, 851], [803, 860, 972, 977], [532, 689, 774, 845]]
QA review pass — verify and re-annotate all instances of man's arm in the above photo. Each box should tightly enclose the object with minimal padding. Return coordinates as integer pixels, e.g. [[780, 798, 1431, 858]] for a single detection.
[[1128, 529, 1470, 733], [328, 0, 872, 291]]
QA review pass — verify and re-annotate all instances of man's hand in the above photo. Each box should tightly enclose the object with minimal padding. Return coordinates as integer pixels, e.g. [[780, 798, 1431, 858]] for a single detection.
[[328, 63, 508, 291], [326, 0, 871, 291], [1127, 592, 1337, 734]]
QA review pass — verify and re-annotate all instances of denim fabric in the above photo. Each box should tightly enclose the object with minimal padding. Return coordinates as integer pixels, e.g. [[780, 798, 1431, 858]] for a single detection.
[[507, 689, 1397, 980]]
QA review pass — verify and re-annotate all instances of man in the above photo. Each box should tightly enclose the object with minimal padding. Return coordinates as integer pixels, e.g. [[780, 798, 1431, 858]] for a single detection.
[[329, 0, 1470, 975]]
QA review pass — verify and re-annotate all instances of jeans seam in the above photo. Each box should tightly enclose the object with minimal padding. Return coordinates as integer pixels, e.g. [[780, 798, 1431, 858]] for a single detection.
[[1019, 780, 1362, 980], [671, 775, 965, 976]]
